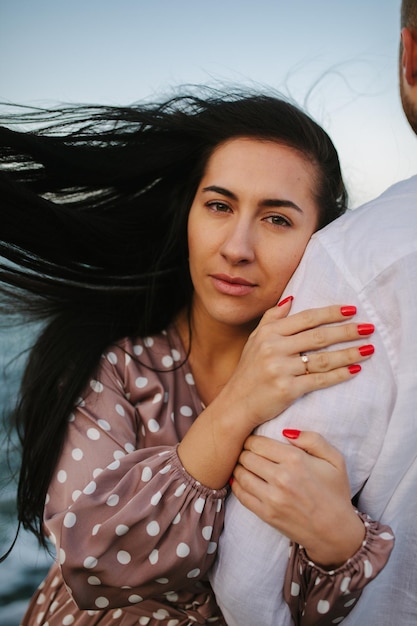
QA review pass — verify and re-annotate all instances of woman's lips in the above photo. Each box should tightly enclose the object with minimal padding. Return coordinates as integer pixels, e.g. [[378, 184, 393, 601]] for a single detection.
[[210, 274, 256, 296]]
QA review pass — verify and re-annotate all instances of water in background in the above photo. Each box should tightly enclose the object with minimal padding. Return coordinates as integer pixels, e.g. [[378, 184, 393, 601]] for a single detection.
[[0, 327, 53, 626]]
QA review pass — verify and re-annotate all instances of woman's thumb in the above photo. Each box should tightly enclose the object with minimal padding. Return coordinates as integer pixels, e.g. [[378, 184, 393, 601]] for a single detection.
[[282, 429, 343, 468], [274, 294, 294, 318]]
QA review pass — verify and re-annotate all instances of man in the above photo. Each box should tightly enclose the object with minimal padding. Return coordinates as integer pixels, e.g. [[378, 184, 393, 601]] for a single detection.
[[210, 2, 417, 624]]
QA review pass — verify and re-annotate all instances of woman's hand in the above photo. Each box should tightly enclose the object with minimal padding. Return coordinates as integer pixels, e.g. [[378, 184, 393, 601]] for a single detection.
[[222, 301, 374, 430], [231, 431, 365, 569]]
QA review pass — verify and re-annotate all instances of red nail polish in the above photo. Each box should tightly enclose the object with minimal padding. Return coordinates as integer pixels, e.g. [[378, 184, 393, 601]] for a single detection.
[[359, 344, 374, 356], [357, 324, 375, 336], [341, 305, 357, 316], [282, 428, 301, 439], [348, 364, 362, 374], [228, 477, 234, 487], [277, 295, 294, 307]]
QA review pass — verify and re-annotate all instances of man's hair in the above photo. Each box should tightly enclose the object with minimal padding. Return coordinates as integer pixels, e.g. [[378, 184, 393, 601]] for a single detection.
[[401, 0, 417, 29]]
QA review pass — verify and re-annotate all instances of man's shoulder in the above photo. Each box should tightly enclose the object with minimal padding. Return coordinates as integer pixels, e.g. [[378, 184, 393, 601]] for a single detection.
[[324, 174, 416, 230], [314, 174, 417, 270]]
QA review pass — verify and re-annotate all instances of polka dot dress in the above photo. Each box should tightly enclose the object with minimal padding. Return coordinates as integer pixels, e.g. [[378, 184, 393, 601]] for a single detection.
[[20, 325, 394, 626]]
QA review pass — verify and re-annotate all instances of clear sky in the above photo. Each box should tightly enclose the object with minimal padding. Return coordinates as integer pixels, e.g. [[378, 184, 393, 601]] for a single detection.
[[0, 0, 416, 206]]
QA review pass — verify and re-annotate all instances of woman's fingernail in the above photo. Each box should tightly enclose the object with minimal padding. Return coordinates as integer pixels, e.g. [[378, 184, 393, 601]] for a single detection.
[[341, 305, 357, 316], [348, 364, 362, 374], [277, 295, 294, 307], [359, 344, 375, 356], [228, 477, 234, 487], [357, 324, 375, 336], [282, 428, 301, 439]]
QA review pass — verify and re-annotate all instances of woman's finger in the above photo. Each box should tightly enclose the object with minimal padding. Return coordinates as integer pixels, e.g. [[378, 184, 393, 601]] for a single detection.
[[243, 433, 287, 460], [288, 320, 374, 355], [235, 448, 280, 486], [290, 361, 363, 396], [260, 303, 358, 335], [295, 343, 374, 376]]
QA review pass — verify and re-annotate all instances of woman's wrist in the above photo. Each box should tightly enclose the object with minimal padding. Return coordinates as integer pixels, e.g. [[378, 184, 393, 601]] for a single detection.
[[177, 398, 253, 489], [303, 508, 366, 570]]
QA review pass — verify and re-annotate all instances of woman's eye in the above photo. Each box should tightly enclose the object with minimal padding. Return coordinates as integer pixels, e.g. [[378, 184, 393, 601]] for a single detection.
[[206, 201, 231, 213], [266, 215, 292, 227]]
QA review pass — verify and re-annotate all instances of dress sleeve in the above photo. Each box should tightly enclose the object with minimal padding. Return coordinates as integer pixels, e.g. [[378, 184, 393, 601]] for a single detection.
[[44, 341, 227, 611], [283, 510, 395, 625]]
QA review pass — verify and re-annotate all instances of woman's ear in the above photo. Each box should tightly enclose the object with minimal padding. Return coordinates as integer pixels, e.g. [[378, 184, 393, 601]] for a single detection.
[[401, 27, 417, 85]]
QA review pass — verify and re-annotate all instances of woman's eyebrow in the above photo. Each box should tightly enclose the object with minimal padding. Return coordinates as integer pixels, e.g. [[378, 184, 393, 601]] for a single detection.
[[262, 198, 302, 212], [202, 185, 302, 212], [202, 185, 238, 200]]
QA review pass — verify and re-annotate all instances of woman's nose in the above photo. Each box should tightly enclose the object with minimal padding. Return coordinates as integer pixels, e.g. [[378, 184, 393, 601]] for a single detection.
[[220, 221, 255, 265]]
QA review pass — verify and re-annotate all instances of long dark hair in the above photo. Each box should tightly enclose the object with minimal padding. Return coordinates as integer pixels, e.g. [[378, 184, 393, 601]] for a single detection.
[[0, 87, 348, 549]]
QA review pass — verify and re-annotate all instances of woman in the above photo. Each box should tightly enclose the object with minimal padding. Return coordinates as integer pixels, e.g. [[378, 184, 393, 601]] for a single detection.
[[0, 90, 393, 625]]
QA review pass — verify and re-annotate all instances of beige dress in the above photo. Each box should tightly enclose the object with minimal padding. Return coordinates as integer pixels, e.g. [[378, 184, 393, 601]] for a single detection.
[[21, 326, 394, 625]]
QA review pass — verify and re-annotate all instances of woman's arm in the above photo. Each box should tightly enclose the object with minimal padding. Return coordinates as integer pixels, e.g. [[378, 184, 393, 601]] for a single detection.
[[45, 340, 228, 610]]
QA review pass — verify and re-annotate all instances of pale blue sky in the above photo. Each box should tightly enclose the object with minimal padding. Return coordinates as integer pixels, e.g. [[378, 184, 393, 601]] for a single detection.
[[0, 0, 415, 206]]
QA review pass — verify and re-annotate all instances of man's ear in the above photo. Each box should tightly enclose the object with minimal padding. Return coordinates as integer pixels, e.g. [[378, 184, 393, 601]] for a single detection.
[[401, 27, 417, 85]]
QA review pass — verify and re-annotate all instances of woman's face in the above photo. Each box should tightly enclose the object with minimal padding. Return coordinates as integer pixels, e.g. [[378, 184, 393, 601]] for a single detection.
[[187, 137, 320, 330]]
